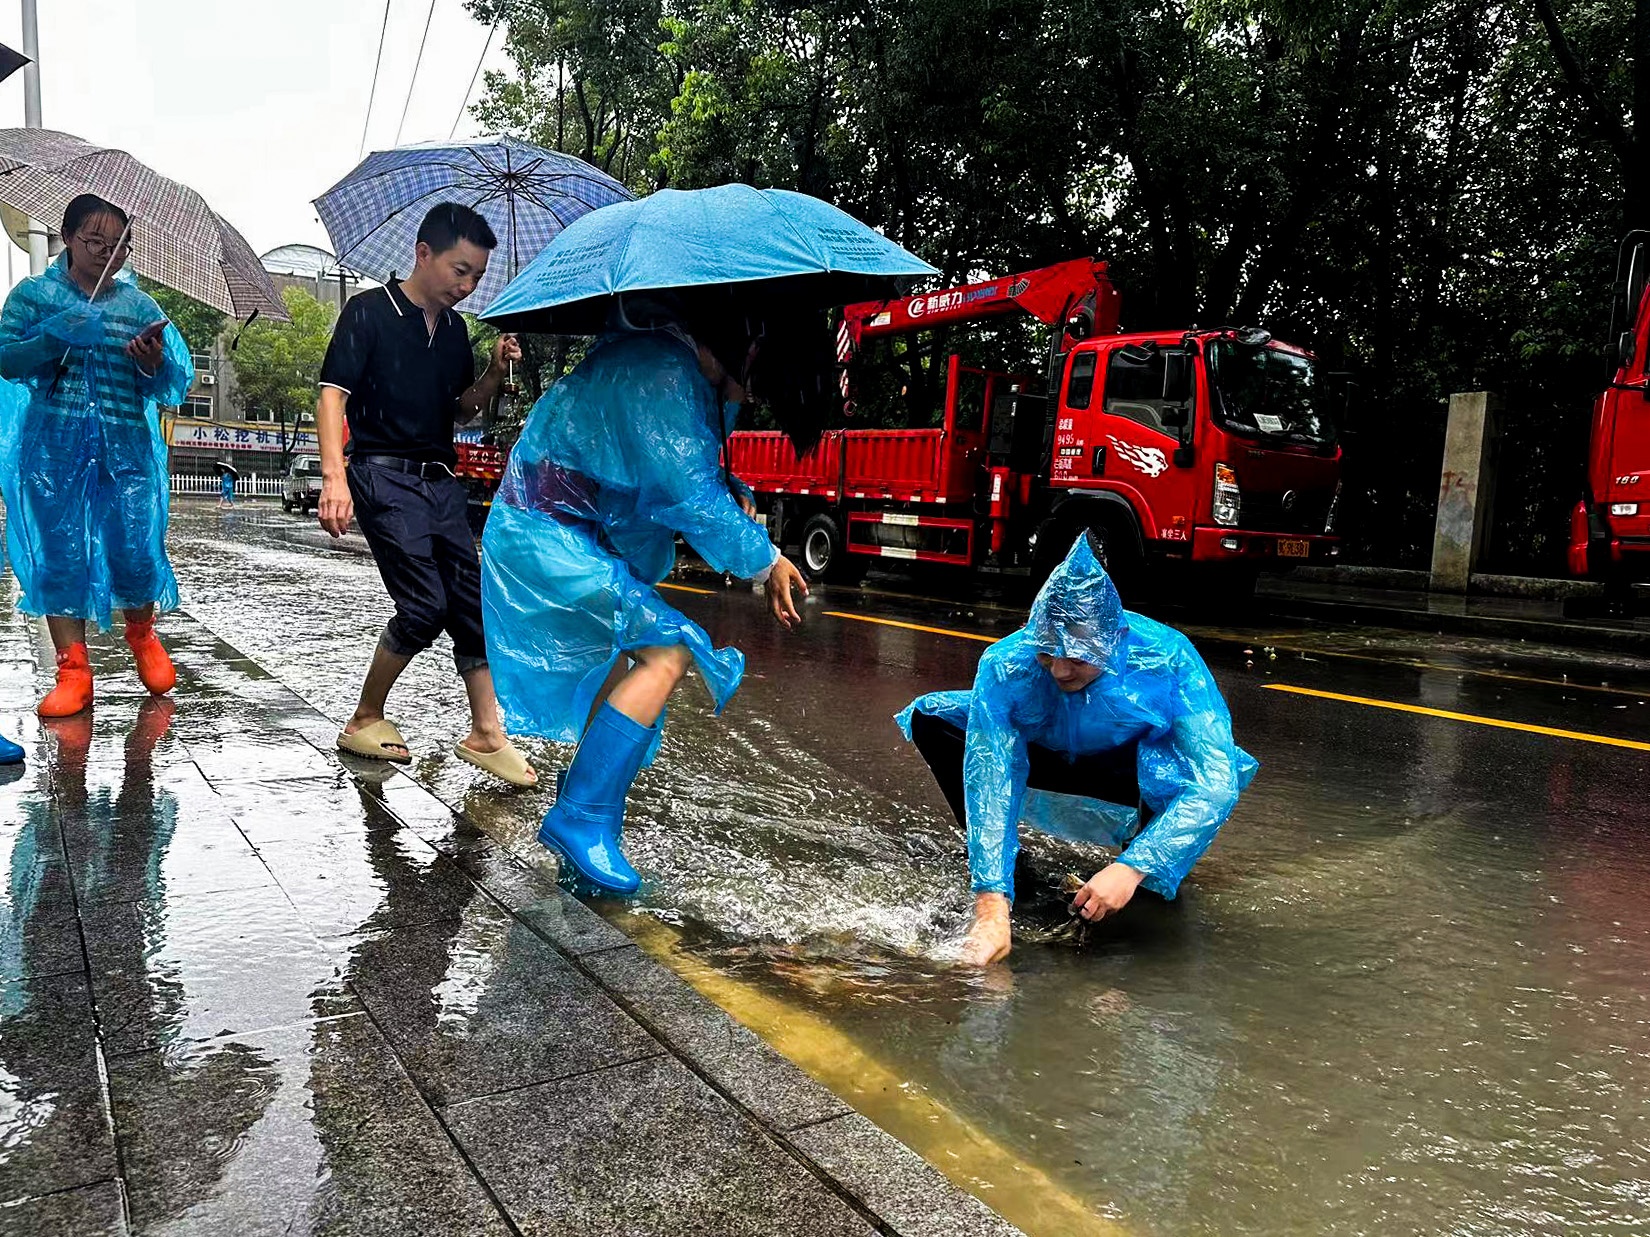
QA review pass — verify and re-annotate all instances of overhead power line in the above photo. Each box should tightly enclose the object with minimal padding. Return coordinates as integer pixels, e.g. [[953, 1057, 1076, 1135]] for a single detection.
[[359, 0, 393, 159], [449, 18, 502, 140], [394, 0, 439, 147]]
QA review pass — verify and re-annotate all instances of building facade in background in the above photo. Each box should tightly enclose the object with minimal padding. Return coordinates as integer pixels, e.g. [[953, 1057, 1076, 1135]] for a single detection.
[[166, 244, 374, 481]]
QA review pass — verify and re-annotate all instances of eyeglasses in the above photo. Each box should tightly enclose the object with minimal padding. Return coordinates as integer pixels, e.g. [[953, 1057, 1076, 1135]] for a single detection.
[[74, 232, 130, 258]]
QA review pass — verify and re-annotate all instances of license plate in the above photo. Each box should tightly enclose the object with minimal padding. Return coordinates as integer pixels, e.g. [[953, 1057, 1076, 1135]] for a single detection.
[[1278, 539, 1311, 558]]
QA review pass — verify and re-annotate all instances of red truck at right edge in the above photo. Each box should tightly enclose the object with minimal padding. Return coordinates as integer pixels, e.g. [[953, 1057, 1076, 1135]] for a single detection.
[[727, 257, 1344, 597], [1571, 231, 1650, 600]]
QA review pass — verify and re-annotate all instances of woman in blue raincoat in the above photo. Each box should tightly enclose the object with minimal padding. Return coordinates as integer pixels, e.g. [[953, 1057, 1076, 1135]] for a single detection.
[[0, 194, 194, 716], [898, 534, 1258, 964], [481, 297, 815, 894]]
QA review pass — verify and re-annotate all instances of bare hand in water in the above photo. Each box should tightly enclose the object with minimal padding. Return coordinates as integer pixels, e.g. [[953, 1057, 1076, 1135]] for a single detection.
[[1069, 862, 1144, 922], [960, 892, 1013, 966]]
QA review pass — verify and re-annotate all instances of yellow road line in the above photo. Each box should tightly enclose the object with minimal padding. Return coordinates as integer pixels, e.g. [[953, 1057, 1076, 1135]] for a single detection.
[[823, 611, 998, 643], [659, 581, 717, 596], [1263, 683, 1650, 751], [1186, 628, 1650, 699]]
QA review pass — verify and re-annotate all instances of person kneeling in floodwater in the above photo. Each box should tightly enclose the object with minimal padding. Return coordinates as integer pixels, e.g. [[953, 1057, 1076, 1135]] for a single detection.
[[897, 534, 1257, 965]]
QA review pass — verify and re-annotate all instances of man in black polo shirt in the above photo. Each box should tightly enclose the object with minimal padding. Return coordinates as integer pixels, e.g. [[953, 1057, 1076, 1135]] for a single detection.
[[314, 202, 535, 786]]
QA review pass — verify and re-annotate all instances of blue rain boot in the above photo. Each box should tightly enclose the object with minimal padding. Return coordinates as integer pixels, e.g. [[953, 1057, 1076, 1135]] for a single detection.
[[0, 732, 21, 765], [538, 704, 653, 894]]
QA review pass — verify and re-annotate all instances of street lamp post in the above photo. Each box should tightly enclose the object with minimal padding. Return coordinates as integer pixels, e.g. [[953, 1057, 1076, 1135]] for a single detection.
[[21, 0, 46, 275]]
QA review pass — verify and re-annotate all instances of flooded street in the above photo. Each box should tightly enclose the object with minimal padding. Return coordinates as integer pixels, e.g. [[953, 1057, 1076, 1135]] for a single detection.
[[163, 502, 1650, 1236]]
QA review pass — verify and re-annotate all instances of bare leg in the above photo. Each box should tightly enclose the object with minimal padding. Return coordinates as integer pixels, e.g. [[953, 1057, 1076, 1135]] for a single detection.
[[585, 656, 633, 734], [45, 615, 88, 652], [604, 645, 692, 728], [456, 667, 537, 784], [344, 641, 413, 758], [121, 604, 155, 626], [457, 666, 505, 750]]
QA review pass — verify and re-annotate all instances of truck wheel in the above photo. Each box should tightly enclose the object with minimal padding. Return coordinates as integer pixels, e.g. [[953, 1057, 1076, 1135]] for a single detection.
[[1031, 519, 1143, 603], [281, 498, 293, 513], [800, 513, 866, 585]]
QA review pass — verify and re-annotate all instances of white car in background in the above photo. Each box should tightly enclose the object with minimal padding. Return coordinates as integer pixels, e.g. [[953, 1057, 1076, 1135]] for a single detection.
[[282, 455, 324, 514]]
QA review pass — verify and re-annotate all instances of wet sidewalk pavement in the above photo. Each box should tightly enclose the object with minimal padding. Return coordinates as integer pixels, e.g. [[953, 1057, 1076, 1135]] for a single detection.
[[0, 591, 1021, 1236]]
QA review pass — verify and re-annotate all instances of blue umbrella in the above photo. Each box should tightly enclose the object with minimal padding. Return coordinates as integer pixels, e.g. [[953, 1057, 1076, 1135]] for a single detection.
[[480, 184, 937, 333], [312, 134, 632, 314]]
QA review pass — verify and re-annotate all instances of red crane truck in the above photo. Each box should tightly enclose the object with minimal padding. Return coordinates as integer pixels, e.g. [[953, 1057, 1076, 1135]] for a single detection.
[[1570, 231, 1650, 595], [726, 258, 1344, 594]]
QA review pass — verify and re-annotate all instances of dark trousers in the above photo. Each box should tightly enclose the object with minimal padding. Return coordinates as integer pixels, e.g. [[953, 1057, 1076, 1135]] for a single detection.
[[908, 709, 1146, 829], [347, 460, 487, 673]]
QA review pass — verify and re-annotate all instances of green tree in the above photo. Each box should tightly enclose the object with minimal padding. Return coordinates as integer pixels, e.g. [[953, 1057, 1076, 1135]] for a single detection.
[[137, 276, 227, 355], [468, 0, 677, 192], [229, 286, 337, 464]]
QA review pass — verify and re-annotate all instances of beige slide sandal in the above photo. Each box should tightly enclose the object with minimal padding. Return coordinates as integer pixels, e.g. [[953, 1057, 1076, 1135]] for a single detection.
[[336, 719, 413, 764], [454, 738, 537, 787]]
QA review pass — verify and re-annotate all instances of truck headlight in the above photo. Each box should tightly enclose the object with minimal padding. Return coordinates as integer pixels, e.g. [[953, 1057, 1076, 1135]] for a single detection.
[[1324, 481, 1342, 533], [1611, 502, 1639, 516], [1213, 463, 1241, 526]]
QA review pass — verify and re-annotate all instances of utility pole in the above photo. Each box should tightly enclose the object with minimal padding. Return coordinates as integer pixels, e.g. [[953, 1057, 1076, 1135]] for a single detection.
[[21, 0, 46, 275]]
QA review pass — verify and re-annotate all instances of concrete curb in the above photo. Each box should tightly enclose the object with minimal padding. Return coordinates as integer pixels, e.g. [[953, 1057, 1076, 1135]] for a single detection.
[[1253, 591, 1650, 655]]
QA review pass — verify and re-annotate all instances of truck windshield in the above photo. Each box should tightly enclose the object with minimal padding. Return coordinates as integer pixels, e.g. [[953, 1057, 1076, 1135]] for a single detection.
[[294, 457, 322, 475], [1207, 342, 1337, 447]]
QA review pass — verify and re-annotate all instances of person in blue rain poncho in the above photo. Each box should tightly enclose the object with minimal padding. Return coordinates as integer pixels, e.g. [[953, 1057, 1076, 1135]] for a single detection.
[[897, 534, 1258, 965], [481, 294, 817, 894], [0, 194, 193, 718]]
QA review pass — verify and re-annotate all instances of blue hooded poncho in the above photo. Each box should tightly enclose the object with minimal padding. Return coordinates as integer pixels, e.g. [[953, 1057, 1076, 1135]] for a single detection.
[[480, 329, 778, 753], [897, 537, 1257, 900], [0, 255, 193, 625]]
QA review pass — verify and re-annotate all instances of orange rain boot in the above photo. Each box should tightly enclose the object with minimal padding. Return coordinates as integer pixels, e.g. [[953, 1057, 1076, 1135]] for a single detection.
[[124, 615, 176, 695], [38, 642, 93, 717]]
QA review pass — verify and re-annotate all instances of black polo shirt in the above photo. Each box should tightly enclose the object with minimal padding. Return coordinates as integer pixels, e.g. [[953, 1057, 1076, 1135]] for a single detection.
[[318, 279, 475, 466]]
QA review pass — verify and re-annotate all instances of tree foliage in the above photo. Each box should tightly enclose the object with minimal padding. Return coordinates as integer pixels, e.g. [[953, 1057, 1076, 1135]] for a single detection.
[[466, 0, 1646, 571], [137, 277, 227, 356], [231, 286, 337, 435]]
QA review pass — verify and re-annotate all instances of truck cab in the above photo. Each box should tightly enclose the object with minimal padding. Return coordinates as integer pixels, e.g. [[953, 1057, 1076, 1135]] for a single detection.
[[1040, 328, 1342, 584], [1571, 231, 1650, 587]]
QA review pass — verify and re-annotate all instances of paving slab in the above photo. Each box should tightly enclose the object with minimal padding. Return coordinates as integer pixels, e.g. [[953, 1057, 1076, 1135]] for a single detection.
[[791, 1113, 1026, 1237], [583, 943, 853, 1132], [81, 883, 351, 1055], [340, 898, 661, 1105], [184, 729, 338, 785], [449, 845, 632, 956], [254, 825, 482, 942], [442, 1053, 878, 1237], [0, 974, 116, 1205], [109, 1014, 512, 1236], [0, 1179, 127, 1236], [0, 807, 83, 983]]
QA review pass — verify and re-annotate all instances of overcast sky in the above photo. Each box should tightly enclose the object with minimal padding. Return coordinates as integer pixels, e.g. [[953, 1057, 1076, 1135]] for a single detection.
[[0, 0, 513, 290]]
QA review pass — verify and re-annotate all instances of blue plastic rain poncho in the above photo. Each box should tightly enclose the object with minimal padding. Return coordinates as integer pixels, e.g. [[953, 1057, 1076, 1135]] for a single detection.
[[0, 255, 193, 626], [481, 328, 778, 751], [897, 537, 1257, 900]]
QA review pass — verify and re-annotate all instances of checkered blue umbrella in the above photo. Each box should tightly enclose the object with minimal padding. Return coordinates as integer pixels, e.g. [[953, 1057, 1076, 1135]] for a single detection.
[[313, 135, 632, 315]]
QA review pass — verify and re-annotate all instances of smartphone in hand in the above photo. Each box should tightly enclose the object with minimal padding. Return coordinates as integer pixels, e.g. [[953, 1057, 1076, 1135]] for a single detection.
[[136, 320, 168, 346]]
